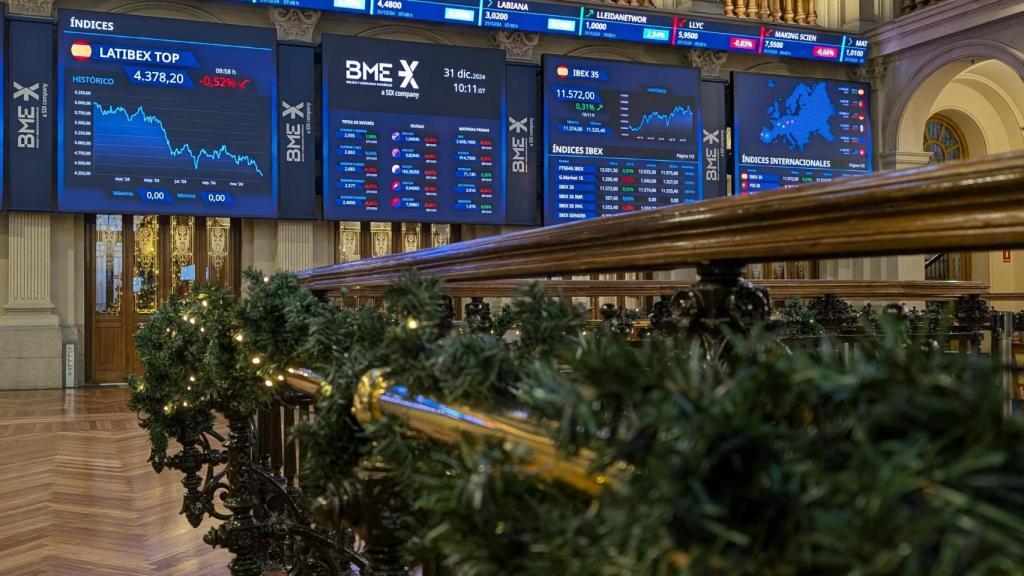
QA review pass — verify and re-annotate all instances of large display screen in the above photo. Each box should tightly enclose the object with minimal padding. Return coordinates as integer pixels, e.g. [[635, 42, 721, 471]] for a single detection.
[[322, 35, 506, 224], [733, 72, 871, 195], [543, 55, 702, 224], [222, 0, 865, 65], [57, 11, 278, 217]]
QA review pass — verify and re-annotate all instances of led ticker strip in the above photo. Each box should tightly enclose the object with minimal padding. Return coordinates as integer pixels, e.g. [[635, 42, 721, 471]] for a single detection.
[[228, 0, 866, 65]]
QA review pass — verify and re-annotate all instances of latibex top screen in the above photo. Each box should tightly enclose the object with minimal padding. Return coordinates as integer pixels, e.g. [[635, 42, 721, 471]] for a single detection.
[[322, 35, 506, 224], [543, 55, 702, 224], [57, 11, 278, 217], [733, 72, 872, 195]]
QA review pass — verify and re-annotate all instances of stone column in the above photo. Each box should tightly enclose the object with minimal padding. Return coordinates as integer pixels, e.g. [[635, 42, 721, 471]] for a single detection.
[[275, 221, 315, 272], [0, 213, 62, 389], [879, 152, 934, 297], [268, 8, 321, 274]]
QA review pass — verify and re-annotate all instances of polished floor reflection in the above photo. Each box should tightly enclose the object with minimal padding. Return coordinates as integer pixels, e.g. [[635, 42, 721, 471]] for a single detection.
[[0, 387, 230, 575]]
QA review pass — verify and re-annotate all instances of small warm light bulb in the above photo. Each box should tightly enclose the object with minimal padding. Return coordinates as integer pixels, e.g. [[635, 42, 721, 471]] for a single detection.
[[182, 315, 189, 322], [199, 327, 205, 333], [188, 317, 196, 325], [186, 386, 192, 391], [276, 375, 284, 381], [251, 357, 262, 365], [201, 300, 209, 308], [406, 317, 420, 330], [264, 379, 274, 387], [263, 276, 270, 283], [163, 404, 172, 413], [189, 376, 196, 382], [234, 333, 244, 342], [182, 401, 189, 407]]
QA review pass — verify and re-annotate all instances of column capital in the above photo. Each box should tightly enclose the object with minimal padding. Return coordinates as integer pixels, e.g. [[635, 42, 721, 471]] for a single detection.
[[685, 48, 728, 79], [492, 30, 541, 62], [6, 0, 53, 18], [268, 7, 321, 43], [848, 55, 891, 85], [879, 150, 933, 170]]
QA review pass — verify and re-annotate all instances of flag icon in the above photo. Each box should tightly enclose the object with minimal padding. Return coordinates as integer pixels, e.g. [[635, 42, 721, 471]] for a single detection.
[[71, 41, 93, 61]]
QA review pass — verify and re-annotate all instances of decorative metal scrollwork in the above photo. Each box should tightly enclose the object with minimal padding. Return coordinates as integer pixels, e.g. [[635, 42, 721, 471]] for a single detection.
[[464, 297, 494, 333], [599, 303, 634, 335], [809, 294, 858, 334]]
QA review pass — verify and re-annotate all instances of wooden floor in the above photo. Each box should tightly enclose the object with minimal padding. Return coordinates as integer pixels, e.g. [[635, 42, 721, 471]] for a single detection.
[[0, 387, 230, 575]]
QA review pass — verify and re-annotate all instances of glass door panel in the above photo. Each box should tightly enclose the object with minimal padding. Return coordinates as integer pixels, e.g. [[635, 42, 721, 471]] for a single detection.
[[170, 216, 196, 296], [132, 215, 161, 314]]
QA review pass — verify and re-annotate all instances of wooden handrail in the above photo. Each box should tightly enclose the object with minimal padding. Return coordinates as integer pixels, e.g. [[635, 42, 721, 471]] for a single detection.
[[324, 279, 989, 300], [298, 151, 1024, 291]]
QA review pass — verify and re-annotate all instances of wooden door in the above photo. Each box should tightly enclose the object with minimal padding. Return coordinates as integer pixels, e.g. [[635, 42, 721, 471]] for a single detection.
[[87, 215, 240, 384]]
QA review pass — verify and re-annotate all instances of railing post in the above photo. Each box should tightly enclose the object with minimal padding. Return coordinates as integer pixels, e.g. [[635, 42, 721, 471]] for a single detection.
[[997, 311, 1016, 418], [206, 408, 264, 576], [359, 464, 409, 576], [662, 262, 771, 355]]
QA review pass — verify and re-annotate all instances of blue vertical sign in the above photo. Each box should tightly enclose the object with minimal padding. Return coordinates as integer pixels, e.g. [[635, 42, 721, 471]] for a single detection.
[[277, 44, 317, 219], [505, 64, 540, 226], [701, 80, 727, 199], [8, 19, 53, 212]]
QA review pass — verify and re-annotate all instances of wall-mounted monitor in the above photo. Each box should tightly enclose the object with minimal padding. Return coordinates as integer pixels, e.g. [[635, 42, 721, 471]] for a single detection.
[[732, 72, 872, 195], [543, 55, 702, 224], [56, 10, 278, 217], [322, 35, 507, 224]]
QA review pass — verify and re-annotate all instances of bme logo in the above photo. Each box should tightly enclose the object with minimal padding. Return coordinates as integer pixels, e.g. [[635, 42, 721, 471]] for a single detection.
[[281, 101, 305, 120], [69, 17, 115, 31], [345, 59, 419, 89], [14, 81, 43, 150]]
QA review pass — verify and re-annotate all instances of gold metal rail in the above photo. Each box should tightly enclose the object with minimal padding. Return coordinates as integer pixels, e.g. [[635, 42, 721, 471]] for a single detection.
[[284, 368, 611, 496]]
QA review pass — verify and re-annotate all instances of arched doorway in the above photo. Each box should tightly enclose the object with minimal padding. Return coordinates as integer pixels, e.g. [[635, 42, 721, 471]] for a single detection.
[[892, 56, 1024, 287]]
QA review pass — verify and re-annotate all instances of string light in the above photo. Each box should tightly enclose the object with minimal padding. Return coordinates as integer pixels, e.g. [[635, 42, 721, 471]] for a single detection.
[[201, 300, 209, 308], [189, 376, 196, 382], [251, 357, 262, 365], [263, 276, 270, 283], [264, 379, 274, 387], [406, 317, 420, 330], [234, 333, 244, 342], [276, 375, 284, 382]]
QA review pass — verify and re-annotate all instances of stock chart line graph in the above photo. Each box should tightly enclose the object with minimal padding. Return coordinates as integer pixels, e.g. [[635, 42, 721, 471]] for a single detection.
[[619, 92, 695, 143], [626, 105, 695, 134], [92, 103, 266, 178]]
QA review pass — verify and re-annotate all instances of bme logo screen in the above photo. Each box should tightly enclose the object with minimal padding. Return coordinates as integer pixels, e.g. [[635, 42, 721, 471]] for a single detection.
[[322, 35, 507, 225]]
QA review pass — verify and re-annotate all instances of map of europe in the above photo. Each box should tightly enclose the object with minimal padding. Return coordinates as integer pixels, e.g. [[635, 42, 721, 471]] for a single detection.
[[759, 81, 836, 151]]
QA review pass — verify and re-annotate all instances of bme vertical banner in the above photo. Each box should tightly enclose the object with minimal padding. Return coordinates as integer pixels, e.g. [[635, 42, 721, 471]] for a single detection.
[[277, 44, 317, 219], [505, 64, 540, 226], [8, 19, 53, 211], [701, 80, 727, 199]]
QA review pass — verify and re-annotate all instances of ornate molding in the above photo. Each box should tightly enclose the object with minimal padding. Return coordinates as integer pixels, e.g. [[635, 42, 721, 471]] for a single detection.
[[492, 30, 541, 62], [268, 7, 321, 43], [7, 0, 53, 18], [848, 55, 891, 85], [686, 49, 728, 79]]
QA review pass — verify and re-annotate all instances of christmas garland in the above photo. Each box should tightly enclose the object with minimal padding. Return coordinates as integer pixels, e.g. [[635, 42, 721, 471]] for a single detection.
[[132, 271, 1024, 575]]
